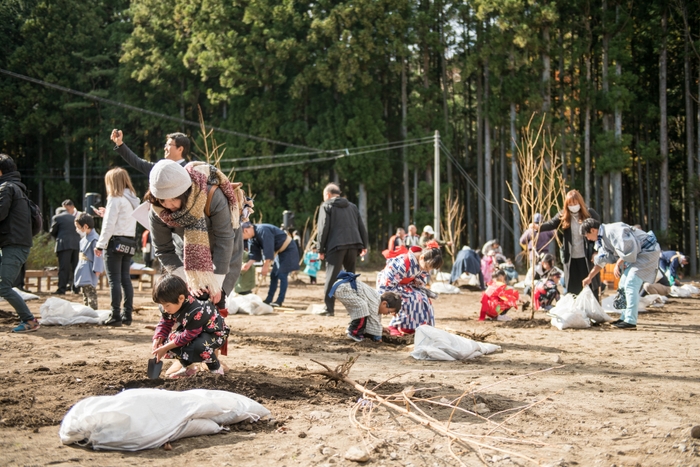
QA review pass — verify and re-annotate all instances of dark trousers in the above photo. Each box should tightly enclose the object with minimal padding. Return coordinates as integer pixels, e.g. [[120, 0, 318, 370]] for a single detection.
[[265, 263, 289, 305], [567, 257, 600, 297], [56, 249, 79, 293], [0, 246, 33, 322], [323, 248, 359, 313], [104, 250, 134, 321]]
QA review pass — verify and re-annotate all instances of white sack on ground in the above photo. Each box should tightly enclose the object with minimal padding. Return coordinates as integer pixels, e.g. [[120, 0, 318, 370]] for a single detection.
[[430, 282, 460, 294], [549, 294, 590, 330], [639, 294, 667, 308], [228, 294, 274, 315], [40, 297, 111, 325], [59, 388, 270, 451], [0, 287, 39, 303], [670, 284, 700, 298], [574, 287, 613, 323], [224, 292, 241, 315], [411, 325, 501, 361], [434, 272, 452, 282]]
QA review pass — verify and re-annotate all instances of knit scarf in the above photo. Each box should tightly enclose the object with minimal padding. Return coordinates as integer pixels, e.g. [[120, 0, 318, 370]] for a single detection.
[[152, 162, 240, 295]]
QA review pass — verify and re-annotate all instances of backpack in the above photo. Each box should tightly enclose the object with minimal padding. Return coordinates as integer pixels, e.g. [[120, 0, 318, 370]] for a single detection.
[[4, 181, 43, 236]]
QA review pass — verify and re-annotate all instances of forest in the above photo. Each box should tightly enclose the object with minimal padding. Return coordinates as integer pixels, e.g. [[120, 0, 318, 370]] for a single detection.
[[1, 0, 699, 274]]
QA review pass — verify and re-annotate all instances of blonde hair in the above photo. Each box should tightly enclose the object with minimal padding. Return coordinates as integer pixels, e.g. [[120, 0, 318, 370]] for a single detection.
[[560, 189, 591, 229], [104, 167, 136, 198]]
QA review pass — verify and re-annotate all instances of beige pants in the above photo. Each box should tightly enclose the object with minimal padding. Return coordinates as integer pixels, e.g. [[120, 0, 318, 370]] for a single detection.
[[643, 282, 671, 296]]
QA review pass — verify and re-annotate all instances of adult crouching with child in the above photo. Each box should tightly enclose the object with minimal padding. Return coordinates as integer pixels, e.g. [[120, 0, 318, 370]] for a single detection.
[[96, 168, 140, 326], [146, 160, 243, 310]]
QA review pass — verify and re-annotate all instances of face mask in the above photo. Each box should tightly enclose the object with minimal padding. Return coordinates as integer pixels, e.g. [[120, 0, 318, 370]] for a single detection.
[[568, 204, 581, 213]]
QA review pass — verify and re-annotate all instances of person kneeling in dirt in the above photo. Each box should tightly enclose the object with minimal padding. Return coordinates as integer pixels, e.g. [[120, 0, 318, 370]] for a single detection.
[[328, 271, 402, 342], [480, 270, 519, 321], [151, 275, 230, 378], [533, 269, 562, 312]]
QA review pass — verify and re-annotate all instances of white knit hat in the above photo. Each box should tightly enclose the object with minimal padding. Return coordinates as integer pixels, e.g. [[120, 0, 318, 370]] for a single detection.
[[149, 160, 191, 199]]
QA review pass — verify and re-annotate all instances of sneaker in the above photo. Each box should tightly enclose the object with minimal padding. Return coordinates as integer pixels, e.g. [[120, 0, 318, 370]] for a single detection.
[[168, 365, 198, 379], [312, 306, 333, 316], [104, 316, 122, 327], [269, 302, 280, 308], [51, 290, 66, 295], [496, 314, 512, 321], [346, 332, 364, 342], [613, 321, 637, 330], [12, 319, 40, 333], [610, 318, 623, 325], [318, 310, 334, 317]]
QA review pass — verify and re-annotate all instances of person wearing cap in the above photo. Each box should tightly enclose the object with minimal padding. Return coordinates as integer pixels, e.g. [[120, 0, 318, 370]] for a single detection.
[[658, 251, 689, 286], [419, 225, 435, 248], [110, 129, 190, 175], [146, 160, 243, 310], [50, 199, 81, 295], [241, 222, 300, 306], [519, 213, 555, 264]]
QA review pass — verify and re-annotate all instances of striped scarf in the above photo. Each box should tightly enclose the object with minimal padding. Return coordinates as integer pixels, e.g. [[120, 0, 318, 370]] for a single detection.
[[152, 162, 240, 295]]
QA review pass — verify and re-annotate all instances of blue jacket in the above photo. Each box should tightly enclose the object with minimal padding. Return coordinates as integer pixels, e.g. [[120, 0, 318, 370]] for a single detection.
[[659, 250, 684, 283], [248, 223, 299, 274], [74, 230, 104, 287]]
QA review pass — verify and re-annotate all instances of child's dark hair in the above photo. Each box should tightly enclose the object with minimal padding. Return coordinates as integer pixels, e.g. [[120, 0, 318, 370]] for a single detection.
[[381, 292, 402, 311], [580, 217, 601, 235], [75, 212, 94, 229], [152, 274, 188, 304], [421, 248, 444, 270], [493, 269, 507, 280]]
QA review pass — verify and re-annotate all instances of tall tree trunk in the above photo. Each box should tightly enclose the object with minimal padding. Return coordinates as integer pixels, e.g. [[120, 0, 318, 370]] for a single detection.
[[38, 138, 43, 217], [387, 192, 393, 237], [601, 0, 611, 222], [476, 55, 485, 246], [358, 183, 368, 243], [401, 57, 410, 229], [499, 127, 506, 248], [510, 102, 521, 258], [558, 29, 566, 182], [542, 26, 551, 114], [484, 58, 493, 241], [438, 2, 451, 187], [584, 14, 593, 205], [685, 25, 696, 275], [659, 10, 669, 232], [697, 62, 700, 272], [611, 5, 622, 222], [635, 136, 646, 227]]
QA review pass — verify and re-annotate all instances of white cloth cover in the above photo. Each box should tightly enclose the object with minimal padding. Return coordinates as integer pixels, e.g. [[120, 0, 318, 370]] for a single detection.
[[430, 282, 460, 294], [0, 287, 39, 303], [410, 325, 501, 361], [40, 297, 111, 325], [226, 293, 274, 315], [59, 388, 270, 451]]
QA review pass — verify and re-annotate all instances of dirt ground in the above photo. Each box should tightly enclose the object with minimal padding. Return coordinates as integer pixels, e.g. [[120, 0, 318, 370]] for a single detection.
[[1, 269, 699, 467]]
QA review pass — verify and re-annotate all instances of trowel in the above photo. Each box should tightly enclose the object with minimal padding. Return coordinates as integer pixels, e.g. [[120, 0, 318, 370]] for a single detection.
[[147, 357, 163, 379]]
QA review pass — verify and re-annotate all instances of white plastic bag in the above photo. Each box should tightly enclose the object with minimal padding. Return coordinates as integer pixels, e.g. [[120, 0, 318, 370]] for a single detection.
[[639, 294, 667, 308], [548, 294, 590, 330], [670, 284, 700, 298], [231, 294, 274, 315], [574, 287, 612, 323], [59, 388, 270, 451], [433, 272, 452, 282], [410, 325, 501, 361], [225, 292, 241, 315], [0, 287, 39, 303], [430, 282, 460, 294], [39, 297, 111, 325]]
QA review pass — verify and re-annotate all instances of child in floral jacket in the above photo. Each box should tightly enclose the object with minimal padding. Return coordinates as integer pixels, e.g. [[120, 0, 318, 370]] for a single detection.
[[151, 275, 229, 378]]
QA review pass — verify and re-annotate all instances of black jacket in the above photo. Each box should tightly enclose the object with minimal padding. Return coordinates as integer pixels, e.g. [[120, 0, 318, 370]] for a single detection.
[[115, 143, 187, 176], [0, 172, 33, 248], [316, 197, 368, 254], [50, 212, 80, 252]]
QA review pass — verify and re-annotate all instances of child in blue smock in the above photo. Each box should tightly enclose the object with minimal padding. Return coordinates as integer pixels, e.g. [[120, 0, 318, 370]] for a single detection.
[[304, 243, 322, 284], [74, 213, 104, 310]]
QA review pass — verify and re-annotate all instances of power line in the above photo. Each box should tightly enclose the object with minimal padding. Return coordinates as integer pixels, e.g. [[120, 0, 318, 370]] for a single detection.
[[226, 139, 433, 172], [0, 68, 328, 153], [440, 141, 515, 235], [219, 136, 434, 163]]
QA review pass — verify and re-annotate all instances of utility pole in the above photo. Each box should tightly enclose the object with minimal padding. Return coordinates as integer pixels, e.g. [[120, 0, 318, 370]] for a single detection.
[[434, 130, 440, 240]]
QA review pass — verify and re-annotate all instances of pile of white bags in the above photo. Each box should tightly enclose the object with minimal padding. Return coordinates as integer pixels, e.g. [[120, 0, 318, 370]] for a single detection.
[[410, 325, 501, 361], [225, 293, 274, 315], [430, 282, 460, 294], [59, 388, 270, 451], [39, 297, 111, 325], [549, 287, 613, 330], [0, 287, 39, 303]]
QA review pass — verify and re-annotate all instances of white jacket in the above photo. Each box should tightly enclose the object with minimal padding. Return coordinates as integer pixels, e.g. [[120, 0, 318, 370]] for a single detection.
[[96, 189, 140, 250]]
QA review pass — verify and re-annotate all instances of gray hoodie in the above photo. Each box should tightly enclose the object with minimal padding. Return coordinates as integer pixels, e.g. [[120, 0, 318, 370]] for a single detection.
[[96, 188, 140, 249]]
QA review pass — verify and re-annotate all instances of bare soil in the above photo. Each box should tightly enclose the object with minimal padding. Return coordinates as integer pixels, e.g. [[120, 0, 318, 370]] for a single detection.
[[1, 271, 699, 466]]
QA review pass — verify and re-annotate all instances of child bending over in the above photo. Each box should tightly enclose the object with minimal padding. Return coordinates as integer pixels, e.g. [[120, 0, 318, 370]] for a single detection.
[[151, 275, 230, 379], [74, 213, 104, 310], [480, 270, 519, 321], [329, 271, 402, 342], [533, 269, 562, 311]]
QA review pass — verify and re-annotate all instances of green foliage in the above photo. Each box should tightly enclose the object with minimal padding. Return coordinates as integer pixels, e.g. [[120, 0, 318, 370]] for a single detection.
[[26, 232, 57, 269], [594, 131, 632, 173]]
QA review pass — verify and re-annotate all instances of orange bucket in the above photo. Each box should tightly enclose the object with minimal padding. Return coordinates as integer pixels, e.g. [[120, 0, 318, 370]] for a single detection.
[[600, 264, 620, 290]]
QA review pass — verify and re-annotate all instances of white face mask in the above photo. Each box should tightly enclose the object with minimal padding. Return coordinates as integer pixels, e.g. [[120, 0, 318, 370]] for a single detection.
[[568, 204, 581, 213]]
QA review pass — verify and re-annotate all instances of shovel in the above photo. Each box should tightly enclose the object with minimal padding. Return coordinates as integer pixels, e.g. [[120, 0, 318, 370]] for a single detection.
[[147, 357, 163, 379]]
